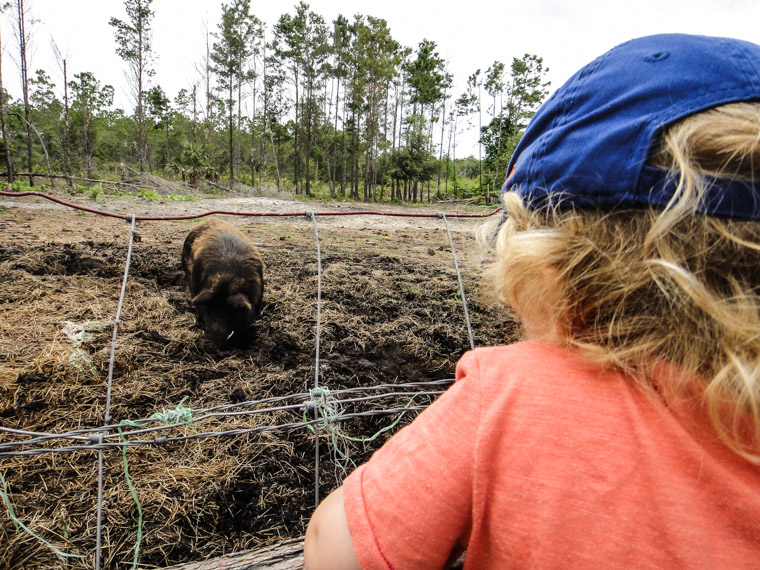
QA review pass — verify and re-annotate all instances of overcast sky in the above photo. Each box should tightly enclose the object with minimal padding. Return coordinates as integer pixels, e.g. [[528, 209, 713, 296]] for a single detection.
[[3, 0, 760, 157]]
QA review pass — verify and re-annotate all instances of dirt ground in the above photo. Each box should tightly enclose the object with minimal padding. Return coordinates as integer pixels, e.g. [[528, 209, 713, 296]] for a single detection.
[[0, 187, 520, 569]]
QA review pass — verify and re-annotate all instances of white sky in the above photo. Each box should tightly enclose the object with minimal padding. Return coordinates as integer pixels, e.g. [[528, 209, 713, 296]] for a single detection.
[[3, 0, 760, 157]]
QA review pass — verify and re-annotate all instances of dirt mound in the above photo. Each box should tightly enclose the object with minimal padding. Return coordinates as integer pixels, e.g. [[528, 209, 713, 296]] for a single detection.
[[0, 198, 518, 569]]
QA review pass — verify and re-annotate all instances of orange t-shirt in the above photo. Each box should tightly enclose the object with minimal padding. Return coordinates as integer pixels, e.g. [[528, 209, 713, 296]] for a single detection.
[[343, 340, 760, 569]]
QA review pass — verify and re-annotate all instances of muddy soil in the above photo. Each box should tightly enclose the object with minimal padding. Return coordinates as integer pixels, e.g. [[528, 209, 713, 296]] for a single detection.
[[0, 188, 519, 569]]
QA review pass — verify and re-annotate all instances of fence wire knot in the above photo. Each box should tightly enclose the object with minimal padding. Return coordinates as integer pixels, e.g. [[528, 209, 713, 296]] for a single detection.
[[146, 398, 194, 426], [308, 386, 342, 426], [150, 401, 194, 426], [119, 397, 194, 429]]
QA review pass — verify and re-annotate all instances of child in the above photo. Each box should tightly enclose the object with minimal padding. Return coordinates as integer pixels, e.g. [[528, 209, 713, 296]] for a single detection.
[[304, 33, 760, 569]]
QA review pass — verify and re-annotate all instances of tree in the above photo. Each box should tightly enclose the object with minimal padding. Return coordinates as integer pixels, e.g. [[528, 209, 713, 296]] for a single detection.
[[467, 69, 483, 199], [28, 69, 60, 177], [351, 16, 399, 201], [505, 54, 550, 132], [448, 88, 478, 196], [69, 72, 114, 178], [146, 84, 171, 169], [0, 6, 14, 182], [261, 46, 287, 189], [325, 13, 351, 196], [109, 0, 154, 173], [177, 141, 210, 189], [51, 39, 73, 183], [404, 39, 449, 201], [12, 0, 34, 184], [210, 0, 260, 187], [481, 54, 550, 198], [272, 1, 329, 196], [484, 61, 505, 119]]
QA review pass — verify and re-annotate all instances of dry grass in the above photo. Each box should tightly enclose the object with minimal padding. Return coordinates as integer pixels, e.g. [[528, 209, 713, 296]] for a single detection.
[[0, 204, 518, 569]]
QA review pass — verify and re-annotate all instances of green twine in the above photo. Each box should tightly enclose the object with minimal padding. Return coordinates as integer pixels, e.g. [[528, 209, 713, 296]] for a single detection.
[[117, 397, 198, 570], [116, 426, 143, 570], [120, 396, 195, 428], [0, 471, 85, 559], [304, 386, 421, 469], [119, 396, 202, 468]]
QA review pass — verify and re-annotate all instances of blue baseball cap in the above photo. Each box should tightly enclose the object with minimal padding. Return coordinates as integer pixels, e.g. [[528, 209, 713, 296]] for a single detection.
[[503, 33, 760, 218]]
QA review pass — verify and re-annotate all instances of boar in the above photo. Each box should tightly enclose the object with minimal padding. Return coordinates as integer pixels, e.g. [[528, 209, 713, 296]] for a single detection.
[[181, 218, 264, 348]]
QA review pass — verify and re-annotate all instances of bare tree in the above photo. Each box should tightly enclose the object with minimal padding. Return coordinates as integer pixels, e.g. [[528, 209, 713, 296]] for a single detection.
[[0, 4, 15, 183], [12, 0, 34, 184], [51, 39, 72, 185]]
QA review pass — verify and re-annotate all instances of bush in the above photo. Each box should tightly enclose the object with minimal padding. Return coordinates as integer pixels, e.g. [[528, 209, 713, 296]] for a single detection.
[[138, 188, 161, 201], [86, 184, 104, 201]]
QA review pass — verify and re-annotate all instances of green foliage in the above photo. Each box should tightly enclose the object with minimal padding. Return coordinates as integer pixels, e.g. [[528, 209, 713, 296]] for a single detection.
[[86, 184, 104, 201], [406, 39, 447, 107], [203, 187, 221, 197], [109, 0, 154, 62], [138, 188, 161, 200], [167, 193, 200, 201], [10, 179, 41, 192], [0, 2, 549, 206], [479, 54, 550, 192]]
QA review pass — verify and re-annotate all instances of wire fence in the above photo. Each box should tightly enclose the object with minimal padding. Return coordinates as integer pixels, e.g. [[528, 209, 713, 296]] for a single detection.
[[0, 190, 500, 569]]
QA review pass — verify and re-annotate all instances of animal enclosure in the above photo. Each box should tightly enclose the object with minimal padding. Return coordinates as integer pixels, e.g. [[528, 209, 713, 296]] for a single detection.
[[0, 194, 517, 569]]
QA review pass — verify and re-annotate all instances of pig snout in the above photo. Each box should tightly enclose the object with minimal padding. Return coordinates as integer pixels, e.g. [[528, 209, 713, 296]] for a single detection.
[[195, 299, 255, 348]]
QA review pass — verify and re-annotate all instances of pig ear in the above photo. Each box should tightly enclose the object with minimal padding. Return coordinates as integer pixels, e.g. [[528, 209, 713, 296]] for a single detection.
[[191, 289, 214, 306], [227, 293, 252, 311]]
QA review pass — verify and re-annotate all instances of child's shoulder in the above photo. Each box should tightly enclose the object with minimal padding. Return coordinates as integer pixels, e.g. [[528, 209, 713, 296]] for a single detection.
[[458, 339, 632, 408], [463, 339, 602, 381]]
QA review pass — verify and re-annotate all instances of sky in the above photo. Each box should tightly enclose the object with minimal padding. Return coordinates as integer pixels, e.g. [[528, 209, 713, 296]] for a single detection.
[[3, 0, 760, 157]]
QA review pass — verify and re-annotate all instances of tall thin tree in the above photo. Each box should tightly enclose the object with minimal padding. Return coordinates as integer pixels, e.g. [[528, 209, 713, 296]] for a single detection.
[[211, 0, 259, 188], [51, 40, 72, 185], [109, 0, 154, 173], [13, 0, 33, 184], [0, 6, 14, 183]]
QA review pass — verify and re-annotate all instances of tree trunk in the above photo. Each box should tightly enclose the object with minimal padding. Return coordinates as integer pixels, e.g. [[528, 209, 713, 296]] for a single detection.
[[62, 59, 72, 185], [0, 23, 14, 184], [192, 84, 198, 143], [137, 3, 145, 173], [205, 28, 213, 147], [236, 57, 243, 184], [250, 61, 257, 187], [339, 95, 347, 197], [437, 96, 447, 197], [228, 81, 234, 188], [304, 84, 312, 197], [293, 68, 300, 193], [328, 76, 339, 197], [16, 0, 33, 186]]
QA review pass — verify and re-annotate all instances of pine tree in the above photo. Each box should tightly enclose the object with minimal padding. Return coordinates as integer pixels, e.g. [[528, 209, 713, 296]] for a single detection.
[[109, 0, 154, 173]]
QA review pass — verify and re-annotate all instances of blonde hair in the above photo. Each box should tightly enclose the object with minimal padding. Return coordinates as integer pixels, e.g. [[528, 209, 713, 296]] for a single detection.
[[480, 102, 760, 462]]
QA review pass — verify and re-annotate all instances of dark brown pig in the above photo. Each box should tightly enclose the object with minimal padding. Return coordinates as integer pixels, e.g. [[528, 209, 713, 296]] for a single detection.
[[181, 218, 264, 349]]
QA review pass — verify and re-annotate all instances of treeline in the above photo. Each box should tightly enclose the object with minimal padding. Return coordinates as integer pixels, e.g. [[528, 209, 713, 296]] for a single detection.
[[0, 0, 550, 202]]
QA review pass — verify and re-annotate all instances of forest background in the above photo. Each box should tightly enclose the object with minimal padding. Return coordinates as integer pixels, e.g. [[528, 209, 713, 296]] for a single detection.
[[0, 0, 552, 205]]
